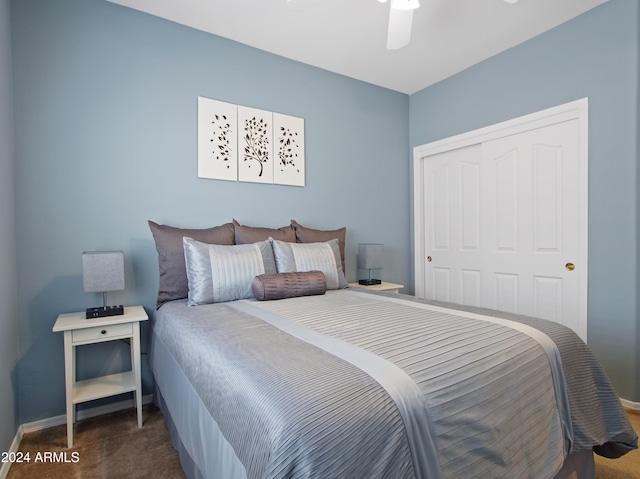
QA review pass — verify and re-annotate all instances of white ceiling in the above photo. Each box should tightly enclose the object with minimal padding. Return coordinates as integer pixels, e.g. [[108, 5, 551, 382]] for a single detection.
[[106, 0, 607, 95]]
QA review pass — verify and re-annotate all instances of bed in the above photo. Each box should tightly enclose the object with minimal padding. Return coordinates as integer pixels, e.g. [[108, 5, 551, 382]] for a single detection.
[[147, 219, 637, 479]]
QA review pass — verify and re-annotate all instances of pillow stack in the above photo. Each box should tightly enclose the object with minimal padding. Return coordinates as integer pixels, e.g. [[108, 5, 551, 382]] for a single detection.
[[148, 219, 347, 306]]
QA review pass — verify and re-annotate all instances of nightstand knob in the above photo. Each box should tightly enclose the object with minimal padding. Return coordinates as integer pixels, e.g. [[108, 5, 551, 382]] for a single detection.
[[101, 330, 107, 335]]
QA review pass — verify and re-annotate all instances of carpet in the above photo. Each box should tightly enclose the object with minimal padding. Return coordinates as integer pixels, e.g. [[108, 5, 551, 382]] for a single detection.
[[6, 404, 185, 479], [594, 408, 640, 479]]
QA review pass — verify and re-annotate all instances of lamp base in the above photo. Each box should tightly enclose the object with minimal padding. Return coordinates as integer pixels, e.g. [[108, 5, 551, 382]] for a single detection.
[[86, 305, 124, 319], [358, 279, 382, 286]]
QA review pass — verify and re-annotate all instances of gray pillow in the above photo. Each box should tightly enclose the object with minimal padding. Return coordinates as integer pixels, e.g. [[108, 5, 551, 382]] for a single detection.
[[148, 220, 235, 308], [251, 271, 327, 301], [233, 219, 295, 244], [183, 237, 277, 305], [271, 238, 348, 290]]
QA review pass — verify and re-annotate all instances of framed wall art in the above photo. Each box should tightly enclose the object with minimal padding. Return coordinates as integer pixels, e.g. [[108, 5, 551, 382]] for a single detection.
[[197, 96, 305, 187]]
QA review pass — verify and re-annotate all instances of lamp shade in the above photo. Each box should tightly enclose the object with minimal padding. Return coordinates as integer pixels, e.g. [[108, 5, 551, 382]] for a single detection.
[[357, 244, 384, 270], [82, 251, 125, 293]]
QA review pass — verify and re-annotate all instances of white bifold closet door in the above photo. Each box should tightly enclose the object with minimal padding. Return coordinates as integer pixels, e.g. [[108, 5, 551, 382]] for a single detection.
[[423, 119, 585, 341]]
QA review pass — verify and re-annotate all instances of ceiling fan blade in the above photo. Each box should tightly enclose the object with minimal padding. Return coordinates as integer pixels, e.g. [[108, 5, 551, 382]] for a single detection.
[[387, 8, 413, 50]]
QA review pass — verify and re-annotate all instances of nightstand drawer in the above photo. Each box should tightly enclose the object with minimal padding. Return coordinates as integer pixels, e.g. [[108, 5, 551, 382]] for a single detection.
[[72, 323, 133, 343]]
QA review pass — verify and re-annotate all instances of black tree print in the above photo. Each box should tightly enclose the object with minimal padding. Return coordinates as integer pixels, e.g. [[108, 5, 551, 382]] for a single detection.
[[277, 126, 301, 173], [243, 116, 270, 177], [210, 114, 232, 168]]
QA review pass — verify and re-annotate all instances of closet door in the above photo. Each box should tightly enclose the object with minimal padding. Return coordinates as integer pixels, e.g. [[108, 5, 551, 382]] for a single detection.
[[480, 119, 582, 337], [424, 144, 483, 306], [421, 116, 586, 341]]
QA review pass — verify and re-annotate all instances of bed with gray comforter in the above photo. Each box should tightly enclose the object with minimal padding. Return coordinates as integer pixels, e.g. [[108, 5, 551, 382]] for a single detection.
[[150, 288, 637, 479]]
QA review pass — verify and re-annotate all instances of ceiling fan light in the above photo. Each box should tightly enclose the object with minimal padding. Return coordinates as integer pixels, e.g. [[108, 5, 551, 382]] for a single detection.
[[390, 0, 419, 11]]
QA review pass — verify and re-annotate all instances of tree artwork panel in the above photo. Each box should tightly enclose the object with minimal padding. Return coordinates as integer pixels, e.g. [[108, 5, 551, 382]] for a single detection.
[[238, 106, 273, 184], [197, 97, 238, 181], [197, 97, 305, 187], [273, 113, 305, 187]]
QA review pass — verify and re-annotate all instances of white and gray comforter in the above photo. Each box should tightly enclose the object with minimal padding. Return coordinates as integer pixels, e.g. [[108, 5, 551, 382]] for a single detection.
[[150, 289, 637, 479]]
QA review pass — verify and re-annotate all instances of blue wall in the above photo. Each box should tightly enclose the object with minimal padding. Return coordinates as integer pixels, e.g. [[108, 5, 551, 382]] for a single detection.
[[410, 0, 640, 401], [0, 0, 19, 454], [11, 0, 410, 423]]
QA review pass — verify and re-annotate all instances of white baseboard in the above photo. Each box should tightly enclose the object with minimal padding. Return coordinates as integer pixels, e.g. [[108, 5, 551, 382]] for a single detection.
[[0, 394, 154, 479], [0, 425, 23, 479], [21, 394, 154, 434], [620, 398, 640, 411]]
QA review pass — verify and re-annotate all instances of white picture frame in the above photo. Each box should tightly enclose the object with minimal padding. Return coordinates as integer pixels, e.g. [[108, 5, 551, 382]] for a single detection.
[[197, 96, 238, 181], [273, 113, 305, 187]]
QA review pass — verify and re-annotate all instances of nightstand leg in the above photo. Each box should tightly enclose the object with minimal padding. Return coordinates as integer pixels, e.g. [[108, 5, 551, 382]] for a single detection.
[[63, 331, 75, 448], [132, 323, 143, 428]]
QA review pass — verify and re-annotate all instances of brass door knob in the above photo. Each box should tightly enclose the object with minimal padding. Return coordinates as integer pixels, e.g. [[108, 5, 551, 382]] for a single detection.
[[565, 263, 575, 271], [427, 256, 432, 262]]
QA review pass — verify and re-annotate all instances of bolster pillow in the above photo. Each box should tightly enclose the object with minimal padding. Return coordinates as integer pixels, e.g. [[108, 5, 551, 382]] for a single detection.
[[251, 271, 327, 301]]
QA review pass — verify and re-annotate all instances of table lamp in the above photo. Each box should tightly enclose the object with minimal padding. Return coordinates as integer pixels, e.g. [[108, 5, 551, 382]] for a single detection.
[[82, 251, 125, 319], [357, 243, 383, 285]]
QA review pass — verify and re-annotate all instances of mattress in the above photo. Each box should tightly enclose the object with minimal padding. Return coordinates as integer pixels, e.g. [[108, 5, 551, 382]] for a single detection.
[[150, 288, 637, 479]]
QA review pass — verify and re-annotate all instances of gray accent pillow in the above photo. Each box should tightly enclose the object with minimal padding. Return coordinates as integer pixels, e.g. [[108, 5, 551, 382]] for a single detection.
[[271, 238, 348, 290], [233, 219, 295, 244], [148, 220, 235, 309], [251, 271, 327, 301], [183, 237, 277, 305], [291, 220, 346, 273]]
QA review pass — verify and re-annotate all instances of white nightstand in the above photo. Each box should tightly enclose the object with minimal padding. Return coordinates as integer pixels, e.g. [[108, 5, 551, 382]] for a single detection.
[[349, 282, 404, 294], [53, 305, 148, 448]]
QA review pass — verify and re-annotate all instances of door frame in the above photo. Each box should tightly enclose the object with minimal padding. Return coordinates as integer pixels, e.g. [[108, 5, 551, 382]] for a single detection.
[[413, 98, 589, 326]]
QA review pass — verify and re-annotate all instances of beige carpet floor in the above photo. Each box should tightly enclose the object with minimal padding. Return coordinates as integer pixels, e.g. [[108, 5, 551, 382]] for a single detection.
[[593, 408, 640, 479], [6, 404, 639, 478], [6, 404, 185, 479]]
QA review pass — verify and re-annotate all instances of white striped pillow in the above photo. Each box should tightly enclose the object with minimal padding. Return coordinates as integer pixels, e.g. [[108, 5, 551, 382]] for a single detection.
[[183, 237, 277, 305], [271, 238, 348, 290]]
